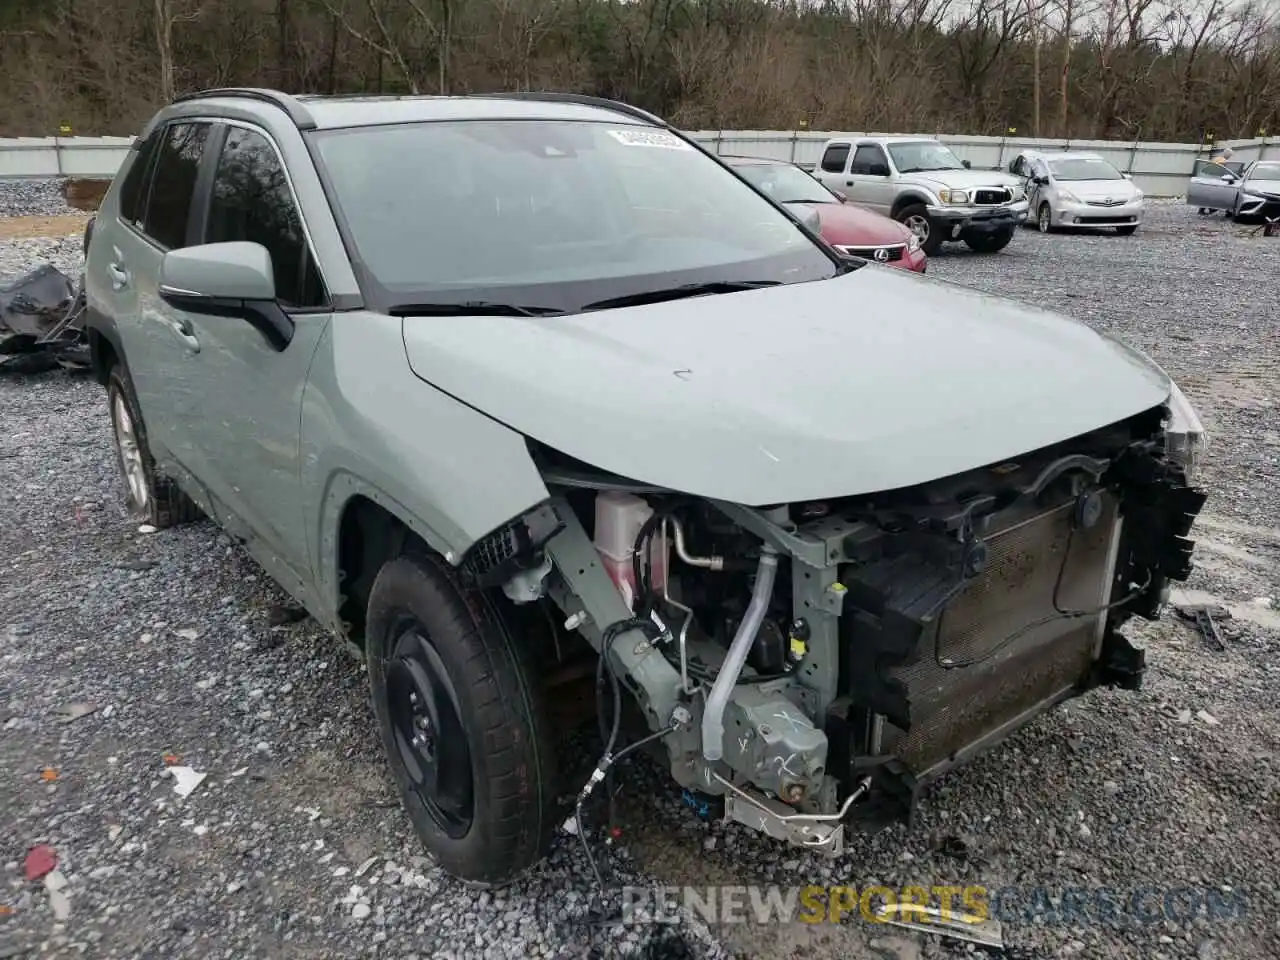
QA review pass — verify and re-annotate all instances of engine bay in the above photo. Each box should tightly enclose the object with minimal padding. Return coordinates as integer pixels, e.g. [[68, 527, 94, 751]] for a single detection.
[[458, 402, 1206, 855]]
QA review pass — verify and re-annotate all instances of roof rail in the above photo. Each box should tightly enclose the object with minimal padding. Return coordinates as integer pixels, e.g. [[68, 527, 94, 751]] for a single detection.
[[171, 88, 316, 129], [470, 92, 667, 127]]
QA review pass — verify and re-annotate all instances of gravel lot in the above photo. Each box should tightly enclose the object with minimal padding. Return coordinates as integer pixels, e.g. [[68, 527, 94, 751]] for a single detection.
[[2, 181, 1278, 960]]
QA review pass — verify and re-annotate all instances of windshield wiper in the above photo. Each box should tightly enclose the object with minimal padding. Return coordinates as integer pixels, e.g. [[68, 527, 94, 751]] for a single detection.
[[581, 280, 782, 312], [388, 301, 567, 318]]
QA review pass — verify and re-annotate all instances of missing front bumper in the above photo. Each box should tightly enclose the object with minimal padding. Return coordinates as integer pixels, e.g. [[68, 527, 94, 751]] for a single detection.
[[824, 438, 1205, 818]]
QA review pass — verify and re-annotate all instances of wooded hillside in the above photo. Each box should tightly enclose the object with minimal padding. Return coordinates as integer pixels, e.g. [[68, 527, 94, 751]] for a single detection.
[[1, 0, 1277, 141]]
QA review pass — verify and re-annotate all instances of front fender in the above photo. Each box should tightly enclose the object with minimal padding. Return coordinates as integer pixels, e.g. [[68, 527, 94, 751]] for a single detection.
[[300, 313, 550, 619], [893, 187, 940, 212]]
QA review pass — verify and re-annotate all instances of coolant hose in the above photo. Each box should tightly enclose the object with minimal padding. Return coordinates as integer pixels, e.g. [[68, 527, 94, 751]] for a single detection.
[[700, 546, 779, 761]]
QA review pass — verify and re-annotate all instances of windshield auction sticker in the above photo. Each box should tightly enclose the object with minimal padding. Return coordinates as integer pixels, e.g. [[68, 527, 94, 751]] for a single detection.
[[608, 128, 693, 150]]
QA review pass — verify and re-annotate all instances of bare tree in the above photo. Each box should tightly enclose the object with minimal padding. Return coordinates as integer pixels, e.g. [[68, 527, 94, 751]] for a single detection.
[[154, 0, 202, 104], [2, 0, 1278, 140]]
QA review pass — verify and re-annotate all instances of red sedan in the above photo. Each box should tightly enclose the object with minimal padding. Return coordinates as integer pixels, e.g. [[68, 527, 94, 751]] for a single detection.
[[723, 156, 927, 273]]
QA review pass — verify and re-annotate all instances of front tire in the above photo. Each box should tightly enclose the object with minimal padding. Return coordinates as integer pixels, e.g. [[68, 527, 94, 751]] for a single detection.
[[896, 203, 943, 255], [965, 227, 1014, 253], [366, 552, 556, 887], [106, 365, 202, 528], [1037, 202, 1053, 233]]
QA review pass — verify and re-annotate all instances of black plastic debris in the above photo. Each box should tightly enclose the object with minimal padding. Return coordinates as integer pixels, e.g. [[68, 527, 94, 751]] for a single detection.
[[0, 264, 90, 370]]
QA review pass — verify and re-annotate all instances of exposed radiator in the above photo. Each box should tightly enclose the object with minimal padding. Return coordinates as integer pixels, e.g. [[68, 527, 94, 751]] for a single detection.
[[880, 495, 1120, 777]]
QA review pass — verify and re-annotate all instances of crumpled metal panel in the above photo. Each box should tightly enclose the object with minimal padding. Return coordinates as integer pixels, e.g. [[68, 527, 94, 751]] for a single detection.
[[0, 264, 75, 339], [0, 264, 88, 366]]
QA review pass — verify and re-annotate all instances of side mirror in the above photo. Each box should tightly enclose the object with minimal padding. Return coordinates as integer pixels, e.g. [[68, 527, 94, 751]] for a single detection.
[[962, 159, 972, 169], [1220, 173, 1237, 183], [1035, 175, 1050, 186], [159, 241, 293, 350]]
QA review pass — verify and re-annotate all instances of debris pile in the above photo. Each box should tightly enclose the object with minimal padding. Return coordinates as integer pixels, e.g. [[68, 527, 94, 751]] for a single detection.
[[0, 263, 88, 370]]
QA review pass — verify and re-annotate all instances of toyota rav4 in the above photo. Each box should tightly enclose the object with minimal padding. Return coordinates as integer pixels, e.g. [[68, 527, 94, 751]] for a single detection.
[[84, 89, 1207, 887]]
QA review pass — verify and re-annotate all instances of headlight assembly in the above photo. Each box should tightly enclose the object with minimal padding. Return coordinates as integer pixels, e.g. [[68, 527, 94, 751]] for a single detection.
[[938, 189, 969, 204]]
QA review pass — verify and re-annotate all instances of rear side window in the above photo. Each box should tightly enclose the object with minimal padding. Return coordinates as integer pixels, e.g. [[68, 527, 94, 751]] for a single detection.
[[117, 131, 161, 224], [204, 126, 325, 309], [820, 143, 850, 173], [142, 122, 211, 250]]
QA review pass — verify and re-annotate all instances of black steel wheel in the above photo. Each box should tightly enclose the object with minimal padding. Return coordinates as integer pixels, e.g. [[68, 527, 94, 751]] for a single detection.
[[366, 551, 556, 887], [385, 618, 475, 838]]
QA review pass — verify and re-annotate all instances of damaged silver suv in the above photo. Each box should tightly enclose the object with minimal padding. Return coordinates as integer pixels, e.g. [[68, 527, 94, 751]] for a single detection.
[[84, 88, 1208, 886]]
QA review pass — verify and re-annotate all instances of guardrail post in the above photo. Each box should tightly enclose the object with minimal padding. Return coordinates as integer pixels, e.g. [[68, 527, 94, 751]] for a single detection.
[[54, 136, 64, 177]]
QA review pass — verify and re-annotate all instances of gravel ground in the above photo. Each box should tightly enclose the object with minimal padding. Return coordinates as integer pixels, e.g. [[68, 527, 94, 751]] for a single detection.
[[0, 179, 74, 218], [3, 188, 1279, 960]]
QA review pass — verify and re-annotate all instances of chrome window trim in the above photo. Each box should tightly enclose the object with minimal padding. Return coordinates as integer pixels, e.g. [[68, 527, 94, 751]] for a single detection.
[[121, 114, 331, 299]]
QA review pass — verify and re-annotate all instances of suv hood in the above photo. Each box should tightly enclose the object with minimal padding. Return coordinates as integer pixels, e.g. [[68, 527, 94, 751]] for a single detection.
[[401, 270, 1170, 505], [906, 169, 1021, 190]]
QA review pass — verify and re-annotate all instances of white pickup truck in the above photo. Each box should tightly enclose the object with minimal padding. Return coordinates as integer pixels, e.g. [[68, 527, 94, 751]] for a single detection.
[[812, 136, 1029, 254]]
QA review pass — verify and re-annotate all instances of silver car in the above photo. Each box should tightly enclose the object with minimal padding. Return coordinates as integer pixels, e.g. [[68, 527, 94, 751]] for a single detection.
[[1186, 158, 1280, 220], [1010, 151, 1144, 234]]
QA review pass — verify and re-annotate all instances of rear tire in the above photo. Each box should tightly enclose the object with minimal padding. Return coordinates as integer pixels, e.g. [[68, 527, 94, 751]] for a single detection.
[[964, 228, 1014, 253], [106, 364, 202, 529], [365, 551, 556, 887], [895, 203, 943, 255]]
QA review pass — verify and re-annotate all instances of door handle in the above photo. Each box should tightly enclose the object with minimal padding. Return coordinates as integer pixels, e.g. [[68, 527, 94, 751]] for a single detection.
[[143, 308, 200, 353], [107, 262, 130, 291], [846, 180, 854, 186], [166, 315, 200, 353]]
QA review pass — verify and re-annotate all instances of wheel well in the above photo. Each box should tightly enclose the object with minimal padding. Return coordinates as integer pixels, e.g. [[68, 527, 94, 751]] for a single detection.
[[88, 329, 118, 385], [336, 495, 414, 646], [892, 195, 928, 217]]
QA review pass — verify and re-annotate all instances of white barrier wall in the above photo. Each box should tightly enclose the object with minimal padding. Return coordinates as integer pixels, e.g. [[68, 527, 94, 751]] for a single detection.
[[0, 136, 135, 179], [1, 130, 1274, 197]]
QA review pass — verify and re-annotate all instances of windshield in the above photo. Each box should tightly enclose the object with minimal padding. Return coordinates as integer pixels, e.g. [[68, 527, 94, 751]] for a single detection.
[[886, 141, 965, 173], [310, 120, 837, 311], [1048, 157, 1124, 182], [730, 162, 836, 204], [1250, 163, 1280, 182]]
